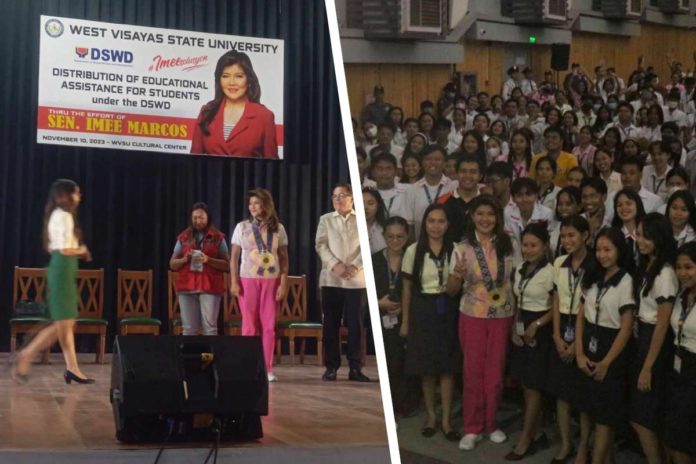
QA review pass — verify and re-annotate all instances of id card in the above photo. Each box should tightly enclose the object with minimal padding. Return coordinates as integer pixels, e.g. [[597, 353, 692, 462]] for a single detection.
[[588, 336, 599, 354], [563, 325, 575, 343], [382, 314, 398, 330], [674, 354, 682, 374], [515, 321, 525, 336]]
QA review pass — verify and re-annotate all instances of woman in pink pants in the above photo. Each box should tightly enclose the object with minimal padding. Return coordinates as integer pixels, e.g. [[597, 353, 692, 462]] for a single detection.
[[446, 194, 518, 451], [230, 188, 289, 382]]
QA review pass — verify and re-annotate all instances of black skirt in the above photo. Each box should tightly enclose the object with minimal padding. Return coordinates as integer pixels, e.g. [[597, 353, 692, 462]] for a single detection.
[[576, 322, 632, 428], [663, 349, 696, 456], [510, 309, 552, 391], [404, 293, 461, 376], [628, 321, 674, 431], [547, 314, 582, 407]]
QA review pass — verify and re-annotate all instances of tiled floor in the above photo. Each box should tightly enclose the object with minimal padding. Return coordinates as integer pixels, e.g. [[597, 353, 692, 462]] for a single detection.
[[0, 353, 388, 450]]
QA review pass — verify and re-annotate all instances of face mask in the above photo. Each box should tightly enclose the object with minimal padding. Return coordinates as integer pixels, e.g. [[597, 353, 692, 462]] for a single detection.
[[593, 103, 602, 111], [487, 147, 501, 158], [456, 102, 467, 110], [608, 102, 618, 110], [668, 101, 679, 109], [366, 126, 378, 138], [447, 92, 456, 99]]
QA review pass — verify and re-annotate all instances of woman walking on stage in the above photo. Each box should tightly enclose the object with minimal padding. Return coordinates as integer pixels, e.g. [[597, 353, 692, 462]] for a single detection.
[[12, 179, 94, 384], [230, 188, 289, 382]]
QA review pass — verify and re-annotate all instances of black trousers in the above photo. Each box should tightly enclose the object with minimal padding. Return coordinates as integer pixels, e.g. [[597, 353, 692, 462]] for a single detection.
[[321, 287, 365, 370]]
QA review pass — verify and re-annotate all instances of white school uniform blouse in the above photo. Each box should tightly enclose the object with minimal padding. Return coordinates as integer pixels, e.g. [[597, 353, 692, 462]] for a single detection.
[[513, 262, 554, 312], [315, 211, 365, 289], [539, 185, 562, 211], [671, 293, 696, 354], [638, 265, 678, 325], [641, 165, 671, 203], [504, 202, 555, 241], [401, 176, 456, 240], [582, 271, 636, 330], [47, 208, 79, 251], [553, 255, 588, 315], [401, 243, 449, 295]]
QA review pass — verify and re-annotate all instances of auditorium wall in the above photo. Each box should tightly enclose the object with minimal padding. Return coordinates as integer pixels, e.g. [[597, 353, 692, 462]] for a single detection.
[[345, 23, 696, 118]]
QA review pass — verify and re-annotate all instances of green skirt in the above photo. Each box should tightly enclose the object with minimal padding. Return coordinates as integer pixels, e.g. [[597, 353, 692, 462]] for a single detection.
[[47, 251, 79, 320]]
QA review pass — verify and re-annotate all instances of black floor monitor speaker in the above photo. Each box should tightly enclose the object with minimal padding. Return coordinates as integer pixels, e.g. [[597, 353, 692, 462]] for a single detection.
[[551, 43, 570, 71], [110, 335, 268, 443]]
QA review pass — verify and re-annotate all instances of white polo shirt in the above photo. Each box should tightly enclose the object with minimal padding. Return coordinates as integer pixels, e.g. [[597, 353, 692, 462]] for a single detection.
[[638, 265, 678, 325], [582, 270, 636, 330], [513, 261, 554, 312], [553, 254, 590, 315], [378, 183, 410, 219], [539, 184, 562, 211], [504, 202, 555, 241], [641, 165, 671, 202], [671, 292, 696, 354], [401, 175, 456, 240], [605, 187, 664, 223]]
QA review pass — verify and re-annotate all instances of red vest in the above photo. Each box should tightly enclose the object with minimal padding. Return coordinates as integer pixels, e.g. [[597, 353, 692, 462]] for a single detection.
[[175, 227, 226, 295]]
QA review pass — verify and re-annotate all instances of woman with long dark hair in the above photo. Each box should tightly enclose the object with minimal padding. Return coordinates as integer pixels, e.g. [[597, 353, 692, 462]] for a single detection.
[[506, 223, 555, 460], [230, 189, 288, 382], [575, 227, 636, 464], [611, 188, 646, 268], [548, 215, 594, 463], [363, 187, 387, 253], [400, 204, 460, 441], [630, 213, 678, 464], [664, 242, 696, 463], [667, 190, 696, 247], [500, 129, 532, 181], [460, 129, 487, 171], [191, 50, 277, 157], [12, 179, 94, 384], [446, 195, 517, 451], [549, 186, 582, 258]]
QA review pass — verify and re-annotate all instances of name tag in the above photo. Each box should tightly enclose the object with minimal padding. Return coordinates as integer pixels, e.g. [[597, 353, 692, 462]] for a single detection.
[[563, 325, 575, 343], [382, 314, 398, 330], [588, 336, 599, 354], [674, 354, 682, 374], [515, 321, 525, 336]]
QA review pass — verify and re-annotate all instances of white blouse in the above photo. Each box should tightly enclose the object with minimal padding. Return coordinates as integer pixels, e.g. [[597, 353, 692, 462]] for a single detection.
[[47, 208, 78, 251], [553, 255, 587, 315], [671, 292, 696, 354], [583, 271, 636, 330], [638, 265, 678, 325], [513, 262, 554, 312]]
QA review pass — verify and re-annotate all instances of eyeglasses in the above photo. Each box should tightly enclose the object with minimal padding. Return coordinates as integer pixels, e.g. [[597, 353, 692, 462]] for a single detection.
[[332, 193, 351, 200]]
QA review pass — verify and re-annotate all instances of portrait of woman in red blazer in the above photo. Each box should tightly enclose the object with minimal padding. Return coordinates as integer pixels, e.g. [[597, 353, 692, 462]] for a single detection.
[[191, 50, 278, 158]]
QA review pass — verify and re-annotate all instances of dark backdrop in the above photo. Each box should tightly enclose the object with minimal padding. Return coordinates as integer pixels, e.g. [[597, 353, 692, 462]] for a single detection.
[[0, 0, 349, 351]]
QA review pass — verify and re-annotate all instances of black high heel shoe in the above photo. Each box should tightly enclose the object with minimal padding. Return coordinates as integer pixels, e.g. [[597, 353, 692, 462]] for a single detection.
[[63, 370, 95, 384]]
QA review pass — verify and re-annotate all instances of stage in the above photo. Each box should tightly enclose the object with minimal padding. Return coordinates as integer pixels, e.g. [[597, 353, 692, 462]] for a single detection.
[[0, 353, 389, 463]]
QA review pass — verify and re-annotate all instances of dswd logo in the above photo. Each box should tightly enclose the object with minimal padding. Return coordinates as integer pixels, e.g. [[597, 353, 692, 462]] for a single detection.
[[75, 47, 88, 58], [74, 47, 134, 64]]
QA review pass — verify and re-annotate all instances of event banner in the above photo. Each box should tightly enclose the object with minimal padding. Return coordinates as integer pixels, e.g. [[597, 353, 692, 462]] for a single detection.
[[37, 16, 284, 159]]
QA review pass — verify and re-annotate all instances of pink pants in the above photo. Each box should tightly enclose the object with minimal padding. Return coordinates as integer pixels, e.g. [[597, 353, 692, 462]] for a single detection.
[[459, 314, 513, 435], [239, 278, 279, 373]]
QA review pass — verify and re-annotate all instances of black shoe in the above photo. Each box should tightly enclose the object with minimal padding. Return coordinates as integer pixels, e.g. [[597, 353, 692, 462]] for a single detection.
[[504, 442, 538, 461], [442, 427, 461, 442], [63, 370, 95, 384], [421, 426, 436, 437], [549, 447, 575, 464], [348, 369, 370, 382], [322, 368, 337, 381]]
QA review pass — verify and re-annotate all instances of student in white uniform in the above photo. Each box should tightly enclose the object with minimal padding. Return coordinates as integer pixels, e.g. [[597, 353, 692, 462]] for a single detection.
[[362, 188, 387, 254], [580, 177, 611, 247], [547, 215, 595, 464], [642, 140, 675, 202], [504, 177, 554, 242], [665, 242, 696, 462], [610, 189, 646, 268], [549, 186, 582, 258], [506, 223, 555, 460], [667, 190, 696, 248], [401, 145, 456, 241], [535, 156, 562, 211], [630, 213, 679, 464], [605, 157, 664, 224], [575, 227, 636, 464], [369, 153, 409, 218]]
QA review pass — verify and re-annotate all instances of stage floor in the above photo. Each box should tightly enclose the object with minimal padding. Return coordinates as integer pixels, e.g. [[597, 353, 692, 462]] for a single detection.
[[0, 353, 388, 451]]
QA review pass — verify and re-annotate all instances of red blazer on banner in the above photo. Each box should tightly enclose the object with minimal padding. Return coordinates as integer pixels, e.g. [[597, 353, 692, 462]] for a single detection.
[[190, 101, 278, 158]]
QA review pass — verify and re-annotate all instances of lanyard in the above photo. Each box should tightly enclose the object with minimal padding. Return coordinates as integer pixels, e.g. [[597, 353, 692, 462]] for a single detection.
[[678, 290, 696, 351], [429, 254, 446, 288], [251, 221, 273, 253], [517, 263, 545, 310], [652, 174, 665, 195], [539, 185, 554, 205], [592, 280, 612, 331], [567, 266, 584, 317], [512, 162, 525, 180], [618, 124, 633, 139], [384, 250, 401, 291], [423, 184, 444, 205]]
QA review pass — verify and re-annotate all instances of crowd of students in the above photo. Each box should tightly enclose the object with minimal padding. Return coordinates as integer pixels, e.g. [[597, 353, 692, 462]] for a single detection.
[[357, 58, 696, 463]]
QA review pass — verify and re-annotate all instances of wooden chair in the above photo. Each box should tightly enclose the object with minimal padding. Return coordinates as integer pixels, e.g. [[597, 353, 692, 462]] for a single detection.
[[167, 271, 182, 335], [74, 269, 107, 363], [117, 269, 160, 335], [223, 273, 242, 336], [9, 267, 51, 361], [278, 275, 323, 366]]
